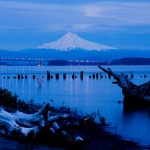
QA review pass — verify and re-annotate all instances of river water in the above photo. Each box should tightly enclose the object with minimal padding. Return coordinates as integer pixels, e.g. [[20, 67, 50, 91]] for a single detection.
[[0, 65, 150, 146]]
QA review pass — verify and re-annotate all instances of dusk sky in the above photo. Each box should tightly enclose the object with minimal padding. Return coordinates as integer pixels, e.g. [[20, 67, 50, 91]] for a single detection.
[[0, 0, 150, 50]]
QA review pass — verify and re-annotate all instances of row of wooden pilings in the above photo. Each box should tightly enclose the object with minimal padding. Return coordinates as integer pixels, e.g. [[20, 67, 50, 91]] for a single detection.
[[47, 71, 143, 80], [46, 71, 147, 80], [46, 71, 112, 80], [2, 71, 147, 80], [46, 71, 84, 80]]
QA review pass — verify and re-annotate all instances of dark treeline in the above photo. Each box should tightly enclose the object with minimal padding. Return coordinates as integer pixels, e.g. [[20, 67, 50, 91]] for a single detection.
[[0, 62, 9, 66], [48, 60, 68, 66], [112, 58, 150, 65], [48, 58, 150, 66], [48, 60, 110, 66]]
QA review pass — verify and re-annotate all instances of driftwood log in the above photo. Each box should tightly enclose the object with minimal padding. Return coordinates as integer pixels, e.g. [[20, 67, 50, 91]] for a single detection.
[[0, 103, 86, 146], [98, 66, 150, 108]]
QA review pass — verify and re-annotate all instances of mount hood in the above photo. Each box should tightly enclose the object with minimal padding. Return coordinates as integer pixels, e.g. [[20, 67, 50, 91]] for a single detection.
[[37, 32, 117, 51]]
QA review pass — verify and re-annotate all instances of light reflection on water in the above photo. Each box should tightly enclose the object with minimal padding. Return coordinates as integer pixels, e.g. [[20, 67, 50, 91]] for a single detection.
[[0, 65, 150, 146]]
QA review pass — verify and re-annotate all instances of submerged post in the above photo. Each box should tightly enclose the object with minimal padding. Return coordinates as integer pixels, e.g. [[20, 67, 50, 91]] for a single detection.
[[56, 73, 59, 79], [17, 74, 20, 79], [80, 71, 83, 80], [92, 74, 95, 79], [33, 75, 36, 79], [47, 71, 51, 80], [25, 75, 28, 79], [72, 74, 75, 79], [63, 73, 66, 79], [96, 73, 98, 79], [100, 73, 103, 78]]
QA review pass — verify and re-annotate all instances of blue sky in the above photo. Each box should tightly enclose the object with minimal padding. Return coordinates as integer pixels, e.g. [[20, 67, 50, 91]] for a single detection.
[[0, 0, 150, 50]]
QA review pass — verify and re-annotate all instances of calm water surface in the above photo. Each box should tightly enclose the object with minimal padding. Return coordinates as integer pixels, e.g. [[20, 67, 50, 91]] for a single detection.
[[0, 65, 150, 146]]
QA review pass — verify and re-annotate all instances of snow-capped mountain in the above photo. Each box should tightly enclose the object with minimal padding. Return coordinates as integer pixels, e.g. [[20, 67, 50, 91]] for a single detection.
[[37, 32, 117, 51]]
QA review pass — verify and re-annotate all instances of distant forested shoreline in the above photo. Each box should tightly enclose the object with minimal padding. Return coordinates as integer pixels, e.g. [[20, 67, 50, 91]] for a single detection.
[[46, 58, 150, 65], [111, 58, 150, 65], [1, 57, 150, 66]]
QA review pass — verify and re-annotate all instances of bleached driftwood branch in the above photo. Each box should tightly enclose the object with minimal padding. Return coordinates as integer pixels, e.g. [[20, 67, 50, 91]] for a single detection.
[[98, 66, 150, 106], [0, 103, 84, 144]]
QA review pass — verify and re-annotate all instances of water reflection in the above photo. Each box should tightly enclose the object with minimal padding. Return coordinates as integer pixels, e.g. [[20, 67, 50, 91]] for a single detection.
[[122, 106, 150, 145], [0, 66, 150, 145]]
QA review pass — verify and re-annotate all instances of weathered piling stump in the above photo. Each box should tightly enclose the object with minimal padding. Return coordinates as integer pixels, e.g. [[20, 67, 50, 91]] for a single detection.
[[80, 71, 83, 80], [21, 74, 24, 79], [25, 75, 28, 79], [47, 71, 51, 80], [89, 75, 91, 78], [63, 73, 66, 79], [96, 73, 98, 79], [17, 74, 21, 79], [92, 74, 95, 79], [33, 75, 36, 79], [100, 73, 103, 78], [51, 75, 53, 79], [56, 73, 59, 79], [72, 74, 75, 79]]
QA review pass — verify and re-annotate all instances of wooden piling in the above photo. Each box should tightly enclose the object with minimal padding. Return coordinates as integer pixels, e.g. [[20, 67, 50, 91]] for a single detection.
[[96, 73, 98, 79], [17, 74, 20, 79], [47, 71, 51, 80], [21, 74, 24, 79], [80, 71, 83, 80], [63, 73, 66, 79], [56, 73, 59, 79], [100, 73, 103, 78], [92, 74, 95, 79], [33, 75, 36, 79], [72, 74, 75, 79]]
